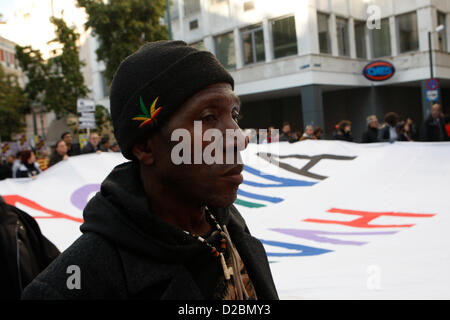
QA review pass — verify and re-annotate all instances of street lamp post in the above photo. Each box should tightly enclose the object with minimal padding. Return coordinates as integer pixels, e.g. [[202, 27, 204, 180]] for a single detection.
[[428, 24, 445, 80], [426, 24, 445, 114]]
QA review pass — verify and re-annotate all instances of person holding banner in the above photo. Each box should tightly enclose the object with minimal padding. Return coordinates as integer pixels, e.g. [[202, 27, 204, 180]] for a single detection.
[[22, 40, 278, 300], [0, 196, 60, 299], [420, 104, 449, 142], [16, 151, 42, 179], [362, 115, 380, 143], [81, 132, 101, 154], [61, 132, 81, 156], [0, 155, 15, 180], [49, 140, 69, 167]]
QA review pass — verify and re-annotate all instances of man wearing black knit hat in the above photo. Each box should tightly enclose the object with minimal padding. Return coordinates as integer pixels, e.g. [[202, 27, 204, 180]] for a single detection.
[[22, 41, 278, 300]]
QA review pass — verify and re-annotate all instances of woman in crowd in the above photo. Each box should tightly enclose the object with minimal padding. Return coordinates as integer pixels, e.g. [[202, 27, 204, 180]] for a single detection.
[[49, 140, 69, 167], [397, 121, 414, 142], [15, 150, 42, 179], [333, 120, 354, 142]]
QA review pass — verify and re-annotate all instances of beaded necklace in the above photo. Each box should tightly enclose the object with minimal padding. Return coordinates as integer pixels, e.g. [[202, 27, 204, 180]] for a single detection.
[[183, 207, 233, 280]]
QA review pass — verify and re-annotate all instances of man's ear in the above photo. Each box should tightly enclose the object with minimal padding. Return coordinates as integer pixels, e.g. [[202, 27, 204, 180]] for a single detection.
[[132, 138, 155, 166]]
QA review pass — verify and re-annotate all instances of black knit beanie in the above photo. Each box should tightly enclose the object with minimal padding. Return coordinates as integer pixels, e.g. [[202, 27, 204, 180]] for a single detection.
[[110, 40, 235, 160]]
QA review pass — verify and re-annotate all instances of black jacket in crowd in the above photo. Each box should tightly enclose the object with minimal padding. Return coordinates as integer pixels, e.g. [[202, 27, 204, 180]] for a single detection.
[[420, 116, 449, 142], [67, 143, 81, 157], [80, 142, 99, 154], [377, 125, 396, 142], [49, 152, 65, 167], [362, 127, 379, 143], [22, 162, 279, 300], [279, 133, 297, 143], [0, 162, 13, 181], [333, 131, 354, 142], [0, 197, 60, 299]]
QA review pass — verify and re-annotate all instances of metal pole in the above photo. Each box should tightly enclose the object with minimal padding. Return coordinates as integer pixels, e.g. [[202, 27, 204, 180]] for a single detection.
[[166, 0, 173, 40], [429, 31, 434, 79], [428, 31, 434, 111]]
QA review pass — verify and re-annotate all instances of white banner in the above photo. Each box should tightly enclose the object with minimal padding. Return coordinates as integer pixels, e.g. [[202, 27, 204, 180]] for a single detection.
[[1, 141, 449, 299]]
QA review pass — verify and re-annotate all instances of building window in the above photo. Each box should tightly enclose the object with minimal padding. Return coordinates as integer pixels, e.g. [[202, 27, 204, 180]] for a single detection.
[[13, 54, 18, 69], [189, 19, 199, 30], [241, 24, 265, 65], [371, 18, 391, 58], [271, 16, 298, 59], [317, 12, 331, 54], [184, 0, 201, 16], [190, 40, 206, 51], [5, 51, 10, 66], [354, 20, 367, 59], [214, 32, 236, 69], [397, 11, 419, 53], [0, 49, 4, 62], [438, 11, 448, 52], [100, 72, 110, 98], [243, 1, 254, 11], [336, 17, 350, 56]]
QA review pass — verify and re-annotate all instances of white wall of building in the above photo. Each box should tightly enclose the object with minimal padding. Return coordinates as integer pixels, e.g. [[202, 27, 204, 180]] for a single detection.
[[78, 0, 450, 108], [168, 0, 450, 98]]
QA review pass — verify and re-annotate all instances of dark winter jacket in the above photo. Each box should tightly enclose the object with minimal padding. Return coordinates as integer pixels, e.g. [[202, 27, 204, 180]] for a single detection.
[[279, 133, 297, 143], [420, 116, 449, 142], [15, 162, 41, 178], [49, 152, 65, 167], [67, 143, 81, 157], [0, 162, 13, 180], [0, 197, 60, 299], [81, 142, 99, 154], [22, 162, 279, 300], [333, 131, 354, 142], [378, 125, 399, 142], [361, 127, 379, 143]]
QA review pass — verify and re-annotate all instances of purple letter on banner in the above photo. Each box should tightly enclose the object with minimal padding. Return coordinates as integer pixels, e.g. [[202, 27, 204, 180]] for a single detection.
[[70, 184, 101, 211], [270, 228, 398, 246], [260, 239, 332, 257]]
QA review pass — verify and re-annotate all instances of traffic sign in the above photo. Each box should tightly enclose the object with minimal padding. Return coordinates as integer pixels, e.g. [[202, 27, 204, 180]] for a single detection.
[[426, 89, 439, 102], [426, 78, 439, 91], [77, 98, 96, 113]]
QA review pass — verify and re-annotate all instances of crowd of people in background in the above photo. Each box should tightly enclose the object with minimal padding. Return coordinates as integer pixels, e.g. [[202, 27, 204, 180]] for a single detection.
[[1, 103, 449, 181], [0, 131, 121, 181], [245, 103, 450, 145]]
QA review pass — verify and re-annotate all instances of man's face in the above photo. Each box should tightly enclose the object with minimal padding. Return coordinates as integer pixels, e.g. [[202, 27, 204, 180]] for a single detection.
[[305, 126, 314, 136], [431, 105, 441, 119], [90, 134, 100, 147], [144, 83, 247, 208], [344, 125, 351, 133], [63, 133, 72, 145], [369, 118, 379, 128], [282, 124, 291, 134], [56, 141, 68, 156]]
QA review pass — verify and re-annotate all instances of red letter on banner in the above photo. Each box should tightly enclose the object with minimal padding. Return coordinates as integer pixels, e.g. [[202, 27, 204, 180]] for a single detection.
[[304, 208, 435, 228], [3, 195, 83, 223]]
